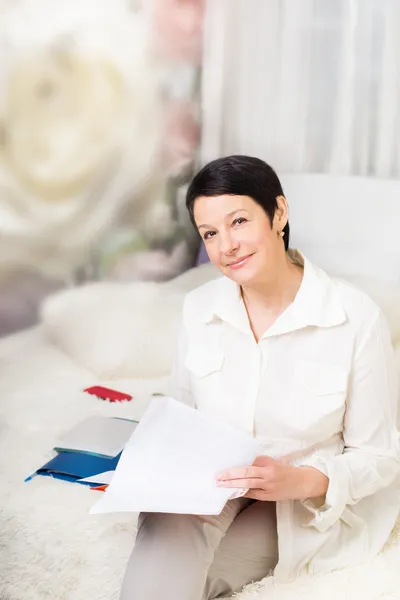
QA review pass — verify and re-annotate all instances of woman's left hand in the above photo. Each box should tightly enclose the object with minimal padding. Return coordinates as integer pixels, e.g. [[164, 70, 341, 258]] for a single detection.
[[216, 455, 329, 502]]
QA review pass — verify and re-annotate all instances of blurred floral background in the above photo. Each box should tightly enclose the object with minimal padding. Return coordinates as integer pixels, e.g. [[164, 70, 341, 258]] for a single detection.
[[0, 0, 205, 336], [1, 0, 399, 337]]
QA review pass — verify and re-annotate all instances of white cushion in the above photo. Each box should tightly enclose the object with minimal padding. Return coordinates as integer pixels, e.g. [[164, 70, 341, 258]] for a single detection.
[[41, 281, 185, 380], [281, 174, 400, 284], [341, 275, 400, 346], [40, 263, 219, 380]]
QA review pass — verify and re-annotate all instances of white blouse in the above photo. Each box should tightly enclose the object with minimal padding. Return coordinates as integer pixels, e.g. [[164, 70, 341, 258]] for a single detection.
[[170, 251, 400, 582]]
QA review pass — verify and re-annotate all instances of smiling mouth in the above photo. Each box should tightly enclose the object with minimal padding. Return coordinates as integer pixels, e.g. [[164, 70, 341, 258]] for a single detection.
[[226, 254, 254, 270]]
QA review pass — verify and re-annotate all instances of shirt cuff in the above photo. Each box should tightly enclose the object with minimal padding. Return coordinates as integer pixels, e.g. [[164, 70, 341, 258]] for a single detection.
[[298, 456, 349, 533]]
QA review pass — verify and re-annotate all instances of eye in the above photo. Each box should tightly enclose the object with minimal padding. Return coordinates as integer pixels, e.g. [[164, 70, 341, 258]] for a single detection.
[[203, 230, 216, 241], [232, 217, 247, 226]]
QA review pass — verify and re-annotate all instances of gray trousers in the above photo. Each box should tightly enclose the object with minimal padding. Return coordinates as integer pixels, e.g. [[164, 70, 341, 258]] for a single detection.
[[120, 498, 278, 600]]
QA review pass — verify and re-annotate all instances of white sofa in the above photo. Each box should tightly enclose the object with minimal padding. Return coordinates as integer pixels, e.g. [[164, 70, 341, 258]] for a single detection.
[[1, 174, 400, 600]]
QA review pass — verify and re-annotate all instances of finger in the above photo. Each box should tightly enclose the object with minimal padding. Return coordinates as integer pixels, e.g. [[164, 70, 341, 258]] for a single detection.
[[216, 478, 263, 489], [253, 455, 277, 467], [217, 466, 264, 481]]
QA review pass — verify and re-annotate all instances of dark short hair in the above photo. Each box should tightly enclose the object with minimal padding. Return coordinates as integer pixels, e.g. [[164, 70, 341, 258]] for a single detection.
[[186, 155, 290, 251]]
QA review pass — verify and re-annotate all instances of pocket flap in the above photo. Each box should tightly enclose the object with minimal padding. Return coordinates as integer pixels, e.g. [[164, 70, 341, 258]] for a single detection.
[[184, 348, 224, 378], [295, 361, 348, 395]]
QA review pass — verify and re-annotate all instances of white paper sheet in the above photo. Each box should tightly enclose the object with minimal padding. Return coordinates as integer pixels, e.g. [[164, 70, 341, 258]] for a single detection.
[[79, 471, 115, 485], [90, 397, 262, 516]]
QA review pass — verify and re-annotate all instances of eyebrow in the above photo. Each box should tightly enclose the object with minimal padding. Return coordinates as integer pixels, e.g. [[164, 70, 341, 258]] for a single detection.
[[197, 209, 247, 230]]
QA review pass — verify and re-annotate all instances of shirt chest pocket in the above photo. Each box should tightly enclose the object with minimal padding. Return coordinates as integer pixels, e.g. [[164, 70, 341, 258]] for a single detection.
[[282, 360, 348, 435], [184, 347, 225, 409]]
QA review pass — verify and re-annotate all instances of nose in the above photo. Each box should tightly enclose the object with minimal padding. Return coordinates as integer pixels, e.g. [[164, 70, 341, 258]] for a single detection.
[[219, 230, 238, 256]]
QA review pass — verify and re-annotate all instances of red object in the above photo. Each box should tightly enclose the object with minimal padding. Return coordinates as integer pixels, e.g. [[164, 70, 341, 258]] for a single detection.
[[84, 386, 133, 403], [90, 484, 109, 492]]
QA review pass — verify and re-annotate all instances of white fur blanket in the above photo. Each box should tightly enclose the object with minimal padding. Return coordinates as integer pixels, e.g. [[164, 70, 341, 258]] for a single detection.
[[1, 267, 400, 599]]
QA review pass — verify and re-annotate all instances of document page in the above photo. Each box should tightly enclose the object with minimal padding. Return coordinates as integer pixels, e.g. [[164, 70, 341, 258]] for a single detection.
[[91, 397, 262, 516]]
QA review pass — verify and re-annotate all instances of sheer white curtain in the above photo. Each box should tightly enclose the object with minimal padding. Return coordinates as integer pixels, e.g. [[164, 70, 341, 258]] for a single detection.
[[201, 0, 400, 177]]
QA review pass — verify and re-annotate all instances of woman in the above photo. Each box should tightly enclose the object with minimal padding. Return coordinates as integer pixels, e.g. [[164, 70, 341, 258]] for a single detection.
[[120, 156, 400, 600]]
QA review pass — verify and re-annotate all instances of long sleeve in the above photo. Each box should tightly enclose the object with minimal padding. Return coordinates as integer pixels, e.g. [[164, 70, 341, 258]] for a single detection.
[[168, 322, 195, 408], [301, 309, 400, 533]]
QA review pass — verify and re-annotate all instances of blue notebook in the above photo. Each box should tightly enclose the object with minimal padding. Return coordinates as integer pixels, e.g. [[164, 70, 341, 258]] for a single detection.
[[26, 450, 122, 485]]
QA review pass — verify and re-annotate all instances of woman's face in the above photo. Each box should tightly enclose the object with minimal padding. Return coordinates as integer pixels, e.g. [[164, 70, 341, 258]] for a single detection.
[[194, 194, 288, 285]]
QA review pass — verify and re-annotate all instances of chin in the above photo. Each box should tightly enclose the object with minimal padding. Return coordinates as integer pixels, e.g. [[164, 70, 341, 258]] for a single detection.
[[224, 265, 258, 286]]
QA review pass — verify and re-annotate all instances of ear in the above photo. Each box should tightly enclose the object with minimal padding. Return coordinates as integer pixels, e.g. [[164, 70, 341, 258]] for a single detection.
[[274, 195, 289, 231]]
